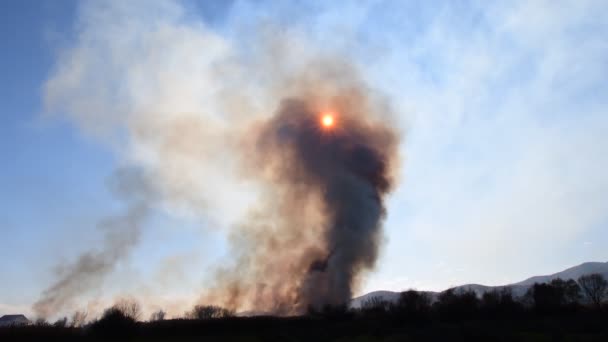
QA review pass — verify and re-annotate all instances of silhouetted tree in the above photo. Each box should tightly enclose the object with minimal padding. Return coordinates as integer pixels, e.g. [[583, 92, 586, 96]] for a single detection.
[[113, 298, 142, 321], [527, 281, 577, 313], [91, 306, 138, 337], [150, 309, 166, 321], [549, 279, 581, 305], [188, 305, 234, 319], [361, 296, 391, 316], [495, 288, 524, 316], [395, 290, 431, 318], [578, 273, 608, 308], [320, 303, 351, 319], [435, 289, 478, 320], [480, 290, 501, 316]]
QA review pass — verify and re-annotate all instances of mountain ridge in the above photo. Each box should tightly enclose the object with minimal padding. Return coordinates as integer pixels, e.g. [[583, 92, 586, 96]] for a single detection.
[[350, 261, 608, 308]]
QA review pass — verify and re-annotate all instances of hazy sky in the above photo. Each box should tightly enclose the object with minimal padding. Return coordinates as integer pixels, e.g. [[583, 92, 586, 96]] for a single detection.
[[1, 0, 607, 317]]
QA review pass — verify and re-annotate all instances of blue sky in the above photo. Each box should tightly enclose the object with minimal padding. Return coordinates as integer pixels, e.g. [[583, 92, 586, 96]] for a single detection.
[[1, 0, 608, 317]]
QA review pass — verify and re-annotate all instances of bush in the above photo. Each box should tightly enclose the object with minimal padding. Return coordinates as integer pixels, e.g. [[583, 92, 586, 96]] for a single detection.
[[150, 309, 166, 321], [90, 305, 138, 337], [113, 298, 142, 321], [361, 296, 391, 317], [578, 274, 608, 308], [480, 288, 524, 318], [526, 280, 581, 314], [394, 290, 431, 319], [188, 305, 234, 320], [434, 289, 479, 320]]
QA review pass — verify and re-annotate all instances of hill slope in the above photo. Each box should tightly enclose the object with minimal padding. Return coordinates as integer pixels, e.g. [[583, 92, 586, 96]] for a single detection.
[[351, 261, 608, 306], [514, 262, 608, 286]]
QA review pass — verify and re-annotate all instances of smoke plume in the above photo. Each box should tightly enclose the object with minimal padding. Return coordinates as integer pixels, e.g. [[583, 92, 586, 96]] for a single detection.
[[203, 65, 400, 314], [36, 0, 401, 317], [33, 169, 152, 318]]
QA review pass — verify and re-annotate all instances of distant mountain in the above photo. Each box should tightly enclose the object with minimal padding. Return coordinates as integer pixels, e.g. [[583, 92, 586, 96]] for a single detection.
[[350, 261, 608, 307], [350, 290, 441, 309], [350, 291, 403, 309], [514, 262, 608, 286], [455, 262, 608, 297]]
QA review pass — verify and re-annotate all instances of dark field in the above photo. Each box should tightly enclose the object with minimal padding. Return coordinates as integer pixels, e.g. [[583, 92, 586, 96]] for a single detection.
[[5, 280, 608, 341], [2, 314, 608, 342]]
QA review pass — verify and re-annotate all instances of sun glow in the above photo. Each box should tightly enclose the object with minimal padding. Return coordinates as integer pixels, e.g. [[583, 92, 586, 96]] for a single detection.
[[321, 113, 335, 128]]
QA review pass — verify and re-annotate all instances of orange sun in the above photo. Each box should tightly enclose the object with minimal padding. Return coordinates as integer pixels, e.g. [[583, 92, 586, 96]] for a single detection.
[[321, 113, 335, 128]]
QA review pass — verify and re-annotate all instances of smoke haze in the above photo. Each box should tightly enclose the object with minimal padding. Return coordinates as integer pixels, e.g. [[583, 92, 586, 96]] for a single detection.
[[35, 0, 400, 317], [200, 65, 399, 314], [33, 169, 153, 317]]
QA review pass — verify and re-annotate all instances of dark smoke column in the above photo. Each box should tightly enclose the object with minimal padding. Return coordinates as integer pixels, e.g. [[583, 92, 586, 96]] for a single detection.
[[250, 93, 399, 312]]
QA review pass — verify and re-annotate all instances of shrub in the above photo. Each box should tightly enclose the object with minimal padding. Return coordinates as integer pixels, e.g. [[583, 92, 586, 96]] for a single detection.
[[188, 305, 234, 320]]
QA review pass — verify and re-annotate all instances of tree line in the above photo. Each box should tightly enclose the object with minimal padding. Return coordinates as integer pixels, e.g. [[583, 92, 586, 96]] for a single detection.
[[20, 273, 608, 328], [351, 273, 608, 320], [2, 273, 606, 341]]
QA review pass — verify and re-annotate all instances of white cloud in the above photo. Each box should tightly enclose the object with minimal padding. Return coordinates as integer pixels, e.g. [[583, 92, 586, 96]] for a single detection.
[[362, 0, 608, 292]]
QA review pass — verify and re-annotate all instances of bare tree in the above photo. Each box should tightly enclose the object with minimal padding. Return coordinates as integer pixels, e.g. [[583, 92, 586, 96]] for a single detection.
[[578, 273, 608, 308], [361, 296, 391, 313], [150, 309, 166, 321], [548, 278, 582, 304], [70, 310, 88, 327], [188, 305, 233, 319], [113, 298, 142, 321], [397, 290, 432, 315]]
